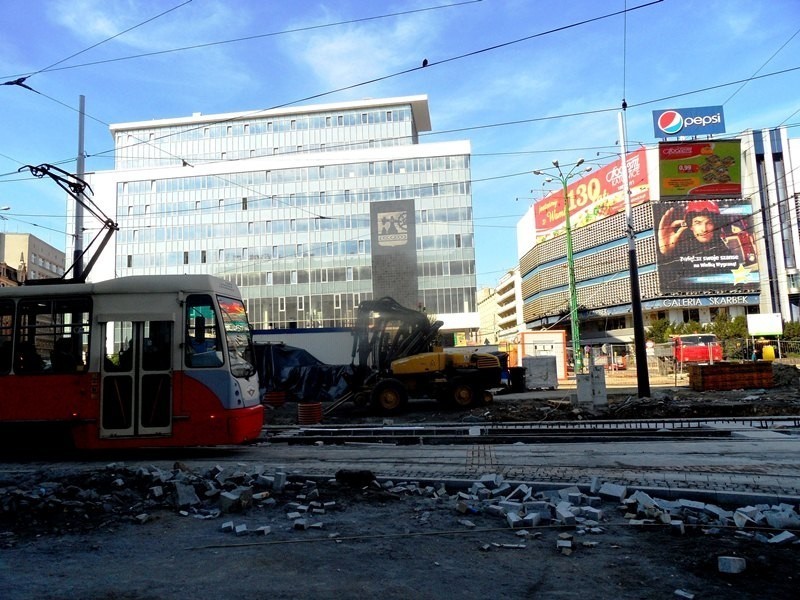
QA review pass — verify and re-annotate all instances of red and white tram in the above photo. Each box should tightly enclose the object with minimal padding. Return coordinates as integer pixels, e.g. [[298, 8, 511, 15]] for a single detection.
[[0, 275, 263, 449]]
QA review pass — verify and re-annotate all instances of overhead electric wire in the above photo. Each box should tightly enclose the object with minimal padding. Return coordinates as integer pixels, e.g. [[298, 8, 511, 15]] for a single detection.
[[722, 25, 800, 106], [1, 0, 664, 174], [24, 1, 194, 79], [0, 0, 483, 81]]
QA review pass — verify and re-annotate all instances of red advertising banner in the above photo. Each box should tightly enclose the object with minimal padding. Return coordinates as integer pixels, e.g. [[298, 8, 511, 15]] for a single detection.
[[534, 149, 649, 243]]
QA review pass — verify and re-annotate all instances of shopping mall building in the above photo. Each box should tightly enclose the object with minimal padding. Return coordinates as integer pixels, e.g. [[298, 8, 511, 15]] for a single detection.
[[512, 124, 799, 347]]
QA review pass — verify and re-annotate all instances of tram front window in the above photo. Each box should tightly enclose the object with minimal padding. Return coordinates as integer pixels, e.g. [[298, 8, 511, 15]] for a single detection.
[[218, 296, 256, 379]]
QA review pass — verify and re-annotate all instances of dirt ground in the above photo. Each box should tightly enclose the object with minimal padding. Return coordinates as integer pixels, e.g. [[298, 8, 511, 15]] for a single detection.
[[1, 465, 798, 600], [1, 364, 799, 599]]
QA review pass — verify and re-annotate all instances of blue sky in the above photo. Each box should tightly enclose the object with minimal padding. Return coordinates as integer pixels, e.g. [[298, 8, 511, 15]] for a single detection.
[[1, 0, 799, 288]]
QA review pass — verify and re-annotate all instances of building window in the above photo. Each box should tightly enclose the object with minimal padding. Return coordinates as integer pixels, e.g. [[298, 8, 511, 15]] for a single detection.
[[337, 115, 343, 126], [127, 255, 132, 268], [297, 296, 304, 311], [334, 294, 341, 309], [291, 271, 298, 284], [201, 250, 207, 264], [266, 272, 273, 285], [455, 234, 462, 248], [278, 297, 285, 312], [242, 197, 248, 210], [183, 252, 189, 265], [682, 309, 700, 323], [346, 267, 353, 281]]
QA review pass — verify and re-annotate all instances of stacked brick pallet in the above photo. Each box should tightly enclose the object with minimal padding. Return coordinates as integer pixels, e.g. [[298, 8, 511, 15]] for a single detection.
[[688, 362, 774, 391]]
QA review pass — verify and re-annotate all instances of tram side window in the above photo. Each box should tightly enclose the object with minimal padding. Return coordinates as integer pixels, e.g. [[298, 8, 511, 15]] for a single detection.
[[16, 297, 91, 375], [185, 295, 223, 368], [0, 300, 13, 374]]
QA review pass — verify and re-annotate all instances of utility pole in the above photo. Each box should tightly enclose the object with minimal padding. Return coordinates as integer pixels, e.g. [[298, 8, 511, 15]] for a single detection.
[[618, 108, 651, 397], [74, 95, 86, 280], [534, 159, 592, 375]]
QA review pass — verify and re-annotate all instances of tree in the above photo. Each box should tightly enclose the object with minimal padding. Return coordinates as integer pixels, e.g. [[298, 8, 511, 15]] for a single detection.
[[647, 318, 672, 343]]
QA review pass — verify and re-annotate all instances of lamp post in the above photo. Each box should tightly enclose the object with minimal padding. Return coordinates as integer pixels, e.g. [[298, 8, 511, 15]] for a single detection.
[[534, 160, 592, 375]]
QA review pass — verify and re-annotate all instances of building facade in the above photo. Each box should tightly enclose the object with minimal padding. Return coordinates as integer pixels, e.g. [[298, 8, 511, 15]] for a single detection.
[[0, 233, 63, 282], [76, 96, 479, 335], [516, 127, 797, 345]]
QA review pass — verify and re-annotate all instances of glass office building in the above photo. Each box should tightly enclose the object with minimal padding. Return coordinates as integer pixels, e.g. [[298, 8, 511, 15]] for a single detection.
[[78, 95, 478, 332]]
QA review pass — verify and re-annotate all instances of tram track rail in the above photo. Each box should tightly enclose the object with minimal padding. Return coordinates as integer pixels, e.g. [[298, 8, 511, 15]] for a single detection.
[[265, 415, 800, 445]]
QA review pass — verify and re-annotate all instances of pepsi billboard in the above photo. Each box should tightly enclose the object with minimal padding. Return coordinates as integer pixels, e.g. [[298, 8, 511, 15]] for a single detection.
[[652, 106, 726, 139]]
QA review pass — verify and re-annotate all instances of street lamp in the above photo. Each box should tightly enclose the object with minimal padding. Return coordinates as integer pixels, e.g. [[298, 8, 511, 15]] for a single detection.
[[534, 159, 592, 374]]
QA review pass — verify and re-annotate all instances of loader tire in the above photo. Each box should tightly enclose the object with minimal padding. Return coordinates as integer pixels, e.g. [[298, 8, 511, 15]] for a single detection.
[[450, 377, 478, 408], [371, 379, 408, 414]]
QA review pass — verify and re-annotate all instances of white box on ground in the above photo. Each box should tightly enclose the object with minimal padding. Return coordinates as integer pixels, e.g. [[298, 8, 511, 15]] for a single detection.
[[575, 366, 607, 407], [522, 356, 558, 389]]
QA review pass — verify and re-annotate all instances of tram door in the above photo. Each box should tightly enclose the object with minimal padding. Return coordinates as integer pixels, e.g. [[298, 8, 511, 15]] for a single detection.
[[100, 320, 173, 438]]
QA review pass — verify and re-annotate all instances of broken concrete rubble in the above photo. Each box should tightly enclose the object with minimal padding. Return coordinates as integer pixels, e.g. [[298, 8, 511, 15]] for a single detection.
[[1, 464, 799, 559]]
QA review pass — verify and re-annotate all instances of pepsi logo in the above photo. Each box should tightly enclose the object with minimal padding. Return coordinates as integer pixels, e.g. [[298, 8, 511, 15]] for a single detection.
[[658, 110, 683, 135]]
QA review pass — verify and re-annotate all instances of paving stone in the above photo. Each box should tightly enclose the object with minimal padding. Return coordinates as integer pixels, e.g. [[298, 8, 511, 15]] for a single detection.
[[718, 556, 746, 573]]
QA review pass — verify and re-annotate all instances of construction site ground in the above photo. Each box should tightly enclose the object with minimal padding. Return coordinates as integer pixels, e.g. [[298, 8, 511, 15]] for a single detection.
[[2, 363, 800, 599]]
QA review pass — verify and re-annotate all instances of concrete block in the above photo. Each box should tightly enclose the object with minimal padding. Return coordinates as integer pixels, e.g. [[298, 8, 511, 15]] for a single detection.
[[506, 512, 523, 528], [557, 486, 582, 500], [768, 531, 797, 544], [498, 500, 523, 513], [598, 482, 627, 502], [506, 484, 532, 501], [293, 518, 309, 530], [567, 492, 583, 506], [670, 520, 685, 535], [221, 520, 234, 532], [490, 483, 512, 498], [486, 505, 506, 517], [718, 556, 746, 573], [704, 504, 733, 520], [478, 473, 503, 489], [582, 507, 604, 521], [173, 482, 201, 508], [674, 589, 695, 599], [556, 504, 576, 526], [219, 491, 242, 513], [678, 499, 705, 512], [764, 510, 800, 530], [522, 512, 542, 527], [234, 523, 248, 536], [273, 472, 287, 492], [631, 490, 656, 510], [255, 525, 271, 535]]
